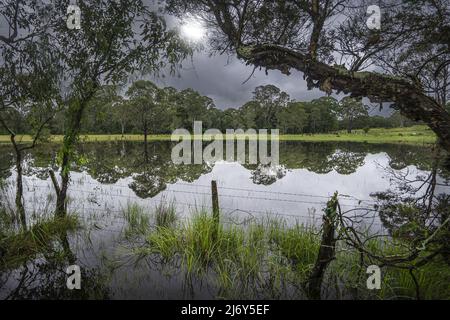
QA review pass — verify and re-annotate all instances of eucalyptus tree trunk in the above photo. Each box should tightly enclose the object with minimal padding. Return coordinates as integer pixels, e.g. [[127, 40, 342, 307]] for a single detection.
[[307, 194, 338, 300], [1, 113, 54, 229], [54, 106, 83, 217], [53, 94, 96, 217], [143, 120, 149, 161], [14, 151, 26, 228], [3, 131, 27, 229]]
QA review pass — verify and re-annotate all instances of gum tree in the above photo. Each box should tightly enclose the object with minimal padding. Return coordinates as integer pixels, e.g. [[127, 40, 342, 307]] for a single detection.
[[252, 85, 290, 128], [334, 97, 368, 133], [126, 80, 169, 153], [166, 0, 450, 152], [1, 1, 191, 216], [0, 2, 61, 227]]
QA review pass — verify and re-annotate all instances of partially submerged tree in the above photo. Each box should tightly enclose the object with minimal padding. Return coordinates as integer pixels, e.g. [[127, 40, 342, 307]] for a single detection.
[[252, 85, 290, 128], [0, 9, 61, 227], [174, 88, 217, 131], [1, 1, 190, 216], [166, 0, 450, 151]]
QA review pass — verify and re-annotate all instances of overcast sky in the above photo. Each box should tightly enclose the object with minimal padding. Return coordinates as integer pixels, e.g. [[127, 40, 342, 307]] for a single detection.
[[152, 51, 326, 109], [0, 1, 391, 116], [151, 12, 390, 116], [150, 7, 341, 111]]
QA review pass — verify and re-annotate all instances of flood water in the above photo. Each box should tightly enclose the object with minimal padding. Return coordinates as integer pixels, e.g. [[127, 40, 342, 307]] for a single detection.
[[0, 141, 448, 299]]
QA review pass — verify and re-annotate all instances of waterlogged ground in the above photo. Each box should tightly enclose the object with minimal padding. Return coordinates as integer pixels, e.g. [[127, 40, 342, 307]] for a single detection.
[[0, 141, 449, 299]]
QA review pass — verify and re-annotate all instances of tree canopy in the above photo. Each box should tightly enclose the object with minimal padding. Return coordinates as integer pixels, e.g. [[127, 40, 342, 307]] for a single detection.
[[166, 0, 450, 151]]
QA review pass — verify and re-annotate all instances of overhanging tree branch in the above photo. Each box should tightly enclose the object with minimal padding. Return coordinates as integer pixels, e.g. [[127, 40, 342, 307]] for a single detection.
[[235, 44, 450, 151]]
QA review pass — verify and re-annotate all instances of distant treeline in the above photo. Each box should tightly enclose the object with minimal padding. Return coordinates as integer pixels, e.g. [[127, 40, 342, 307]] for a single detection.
[[1, 81, 425, 136]]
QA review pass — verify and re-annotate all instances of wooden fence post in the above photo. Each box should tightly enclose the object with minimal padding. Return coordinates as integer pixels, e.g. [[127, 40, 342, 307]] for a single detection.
[[211, 180, 220, 240]]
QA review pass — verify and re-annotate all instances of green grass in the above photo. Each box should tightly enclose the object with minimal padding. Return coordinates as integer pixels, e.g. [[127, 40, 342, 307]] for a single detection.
[[0, 214, 80, 271], [331, 237, 450, 300], [122, 202, 177, 238], [128, 207, 450, 300], [280, 125, 436, 145], [154, 200, 177, 229], [0, 126, 437, 145], [122, 203, 151, 238]]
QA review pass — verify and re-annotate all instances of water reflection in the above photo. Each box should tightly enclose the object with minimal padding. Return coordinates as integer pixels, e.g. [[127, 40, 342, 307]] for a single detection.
[[0, 141, 445, 191], [0, 141, 447, 222], [0, 229, 110, 300], [0, 141, 448, 299]]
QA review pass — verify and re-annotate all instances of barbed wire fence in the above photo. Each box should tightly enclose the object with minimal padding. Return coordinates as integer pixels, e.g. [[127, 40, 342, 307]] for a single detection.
[[14, 176, 387, 235]]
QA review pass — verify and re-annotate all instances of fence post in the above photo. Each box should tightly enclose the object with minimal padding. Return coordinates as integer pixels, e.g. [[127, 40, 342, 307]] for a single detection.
[[211, 180, 220, 240]]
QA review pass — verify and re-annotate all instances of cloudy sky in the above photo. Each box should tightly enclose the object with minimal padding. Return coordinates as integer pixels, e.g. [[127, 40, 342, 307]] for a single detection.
[[0, 1, 390, 116], [153, 50, 325, 110], [148, 4, 328, 110], [151, 12, 389, 116]]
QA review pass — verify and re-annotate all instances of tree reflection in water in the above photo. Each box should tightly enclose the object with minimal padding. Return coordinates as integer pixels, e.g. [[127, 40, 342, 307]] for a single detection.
[[0, 141, 444, 193], [0, 141, 448, 299], [0, 229, 109, 300]]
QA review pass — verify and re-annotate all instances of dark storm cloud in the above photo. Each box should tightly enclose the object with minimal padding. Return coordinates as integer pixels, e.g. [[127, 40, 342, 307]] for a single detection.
[[151, 3, 391, 115], [153, 51, 325, 109], [152, 48, 393, 116], [151, 8, 325, 108]]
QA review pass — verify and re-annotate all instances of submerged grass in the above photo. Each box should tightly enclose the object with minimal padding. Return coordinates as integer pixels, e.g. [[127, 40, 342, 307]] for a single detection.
[[137, 211, 321, 299], [0, 214, 79, 271], [122, 203, 150, 237], [122, 202, 177, 238], [129, 207, 450, 300], [330, 237, 450, 300]]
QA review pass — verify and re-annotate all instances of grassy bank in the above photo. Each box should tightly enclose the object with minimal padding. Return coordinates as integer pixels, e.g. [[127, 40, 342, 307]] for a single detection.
[[125, 206, 450, 300], [0, 126, 436, 145]]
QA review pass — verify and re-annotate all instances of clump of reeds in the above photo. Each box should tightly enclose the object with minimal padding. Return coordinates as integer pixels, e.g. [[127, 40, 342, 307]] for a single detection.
[[130, 207, 450, 300], [122, 203, 150, 237], [154, 200, 177, 229], [0, 214, 79, 271]]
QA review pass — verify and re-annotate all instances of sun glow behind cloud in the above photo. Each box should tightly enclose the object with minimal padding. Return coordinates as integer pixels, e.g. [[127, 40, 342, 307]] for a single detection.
[[180, 17, 206, 42]]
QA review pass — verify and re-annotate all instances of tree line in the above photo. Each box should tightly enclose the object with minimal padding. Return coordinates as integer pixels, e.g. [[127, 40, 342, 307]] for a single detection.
[[1, 81, 421, 139], [65, 82, 422, 135]]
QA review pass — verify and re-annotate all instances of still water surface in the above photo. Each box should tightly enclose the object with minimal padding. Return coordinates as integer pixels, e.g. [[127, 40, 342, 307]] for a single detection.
[[0, 141, 448, 299]]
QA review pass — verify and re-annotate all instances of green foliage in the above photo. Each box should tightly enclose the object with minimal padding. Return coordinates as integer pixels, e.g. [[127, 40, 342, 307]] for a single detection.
[[134, 208, 450, 299], [174, 88, 217, 131], [154, 201, 178, 229], [0, 215, 79, 271], [334, 97, 369, 133], [125, 80, 172, 136], [3, 78, 423, 138], [122, 203, 150, 237]]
